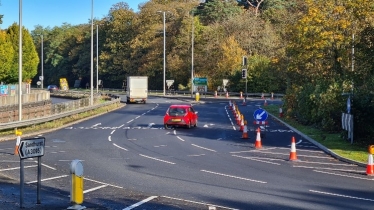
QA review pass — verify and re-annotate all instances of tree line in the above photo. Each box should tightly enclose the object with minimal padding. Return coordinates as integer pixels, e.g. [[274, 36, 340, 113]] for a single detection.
[[1, 0, 374, 144]]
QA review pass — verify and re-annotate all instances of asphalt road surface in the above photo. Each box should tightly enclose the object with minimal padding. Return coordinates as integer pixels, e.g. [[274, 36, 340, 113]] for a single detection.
[[0, 96, 373, 210]]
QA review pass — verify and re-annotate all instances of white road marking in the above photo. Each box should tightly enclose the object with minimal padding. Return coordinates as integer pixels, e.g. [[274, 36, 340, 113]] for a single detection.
[[84, 177, 123, 189], [201, 170, 267, 183], [162, 196, 238, 210], [92, 123, 101, 127], [39, 162, 57, 170], [313, 170, 374, 181], [176, 136, 185, 141], [294, 166, 363, 172], [139, 154, 176, 165], [123, 196, 158, 210], [296, 160, 356, 166], [111, 130, 116, 135], [0, 165, 37, 171], [173, 130, 177, 135], [127, 139, 137, 141], [148, 123, 155, 128], [232, 155, 281, 165], [83, 184, 108, 194], [135, 116, 140, 119], [113, 143, 128, 151], [244, 150, 334, 159], [27, 175, 68, 184], [154, 145, 167, 148], [127, 119, 134, 123], [108, 136, 112, 142], [204, 124, 209, 127], [310, 190, 374, 201], [191, 144, 216, 152], [188, 154, 205, 157]]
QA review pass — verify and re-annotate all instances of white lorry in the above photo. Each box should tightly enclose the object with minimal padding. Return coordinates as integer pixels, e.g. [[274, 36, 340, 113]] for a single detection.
[[126, 76, 148, 104]]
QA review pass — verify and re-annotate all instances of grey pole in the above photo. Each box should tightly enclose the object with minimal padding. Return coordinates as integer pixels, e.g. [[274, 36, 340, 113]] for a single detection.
[[96, 24, 99, 93], [191, 14, 194, 98], [163, 11, 166, 96], [90, 0, 94, 105], [41, 34, 44, 89], [18, 0, 23, 122]]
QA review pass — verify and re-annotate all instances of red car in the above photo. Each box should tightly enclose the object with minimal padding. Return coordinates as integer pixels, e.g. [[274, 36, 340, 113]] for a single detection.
[[164, 104, 198, 129]]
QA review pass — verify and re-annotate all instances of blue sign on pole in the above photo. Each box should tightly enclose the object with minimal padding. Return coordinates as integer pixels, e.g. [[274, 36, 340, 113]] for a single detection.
[[253, 108, 268, 121]]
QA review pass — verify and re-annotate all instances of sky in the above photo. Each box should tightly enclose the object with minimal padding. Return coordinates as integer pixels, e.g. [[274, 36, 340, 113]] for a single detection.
[[0, 0, 148, 30]]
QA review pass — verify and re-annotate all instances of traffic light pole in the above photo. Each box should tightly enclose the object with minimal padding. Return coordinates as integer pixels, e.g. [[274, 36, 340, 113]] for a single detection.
[[242, 56, 248, 100]]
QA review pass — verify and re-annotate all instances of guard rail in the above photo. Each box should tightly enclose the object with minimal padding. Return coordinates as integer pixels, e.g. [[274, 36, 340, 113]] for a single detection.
[[0, 98, 121, 131]]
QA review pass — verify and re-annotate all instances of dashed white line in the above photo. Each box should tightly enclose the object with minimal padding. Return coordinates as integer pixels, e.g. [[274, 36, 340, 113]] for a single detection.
[[313, 170, 374, 180], [232, 155, 281, 165], [310, 190, 374, 201], [161, 195, 239, 210], [191, 144, 216, 152], [113, 143, 128, 151], [176, 136, 185, 141], [139, 154, 175, 165], [123, 196, 158, 210], [108, 136, 112, 142], [111, 130, 116, 135], [127, 119, 134, 123], [201, 170, 267, 183], [0, 165, 37, 171], [27, 175, 68, 184], [83, 184, 108, 194]]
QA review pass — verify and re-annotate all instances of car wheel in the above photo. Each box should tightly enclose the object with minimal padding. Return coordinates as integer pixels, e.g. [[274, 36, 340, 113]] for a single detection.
[[187, 121, 192, 129], [194, 120, 197, 127], [164, 124, 170, 129]]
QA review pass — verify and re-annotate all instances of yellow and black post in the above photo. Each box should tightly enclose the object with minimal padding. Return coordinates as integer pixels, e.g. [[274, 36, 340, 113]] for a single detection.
[[68, 160, 85, 210]]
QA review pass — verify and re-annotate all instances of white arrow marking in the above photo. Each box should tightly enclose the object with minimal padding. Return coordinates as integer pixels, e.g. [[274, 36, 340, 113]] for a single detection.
[[256, 110, 266, 120], [147, 123, 155, 128]]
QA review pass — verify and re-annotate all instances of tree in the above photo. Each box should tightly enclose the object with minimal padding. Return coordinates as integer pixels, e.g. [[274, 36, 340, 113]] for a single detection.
[[6, 24, 39, 83], [0, 30, 14, 82]]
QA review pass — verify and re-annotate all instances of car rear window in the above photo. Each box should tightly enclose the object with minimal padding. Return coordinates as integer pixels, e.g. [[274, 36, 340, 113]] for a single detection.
[[169, 107, 187, 116]]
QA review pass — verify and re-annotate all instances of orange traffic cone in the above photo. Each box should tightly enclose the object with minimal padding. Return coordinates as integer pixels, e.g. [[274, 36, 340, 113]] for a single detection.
[[366, 154, 374, 176], [255, 127, 262, 149], [242, 98, 246, 106], [264, 99, 268, 106], [241, 121, 249, 139], [239, 116, 244, 132], [279, 106, 283, 118], [226, 92, 229, 98], [289, 136, 297, 161], [14, 130, 22, 155]]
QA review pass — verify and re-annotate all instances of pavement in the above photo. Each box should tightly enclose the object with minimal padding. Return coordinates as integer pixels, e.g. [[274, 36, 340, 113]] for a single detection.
[[0, 94, 365, 209]]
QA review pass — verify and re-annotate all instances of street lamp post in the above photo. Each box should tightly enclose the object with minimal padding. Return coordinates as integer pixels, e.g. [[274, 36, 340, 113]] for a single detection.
[[40, 34, 44, 89], [90, 0, 94, 105], [191, 14, 194, 98], [96, 24, 99, 93]]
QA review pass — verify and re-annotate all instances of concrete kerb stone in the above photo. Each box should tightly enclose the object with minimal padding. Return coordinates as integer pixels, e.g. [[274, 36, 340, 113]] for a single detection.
[[268, 113, 366, 167]]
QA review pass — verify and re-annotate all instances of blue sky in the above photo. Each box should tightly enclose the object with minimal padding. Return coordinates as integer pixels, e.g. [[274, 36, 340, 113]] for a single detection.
[[0, 0, 148, 30]]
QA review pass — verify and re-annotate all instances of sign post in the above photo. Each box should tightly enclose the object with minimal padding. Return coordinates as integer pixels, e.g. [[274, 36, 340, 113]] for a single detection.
[[18, 137, 45, 208]]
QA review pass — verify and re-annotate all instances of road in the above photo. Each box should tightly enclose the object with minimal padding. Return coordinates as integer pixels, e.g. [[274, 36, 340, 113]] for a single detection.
[[0, 96, 373, 209]]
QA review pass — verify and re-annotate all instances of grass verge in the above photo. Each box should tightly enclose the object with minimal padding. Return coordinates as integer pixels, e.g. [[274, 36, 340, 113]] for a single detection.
[[265, 104, 367, 164]]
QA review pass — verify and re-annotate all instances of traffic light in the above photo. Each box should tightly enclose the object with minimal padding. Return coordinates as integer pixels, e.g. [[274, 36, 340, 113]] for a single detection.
[[241, 69, 247, 79], [242, 56, 248, 66]]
